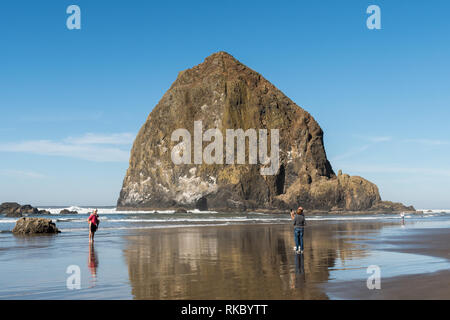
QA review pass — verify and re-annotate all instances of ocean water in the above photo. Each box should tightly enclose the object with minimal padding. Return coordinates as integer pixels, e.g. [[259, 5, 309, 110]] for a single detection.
[[1, 206, 450, 235]]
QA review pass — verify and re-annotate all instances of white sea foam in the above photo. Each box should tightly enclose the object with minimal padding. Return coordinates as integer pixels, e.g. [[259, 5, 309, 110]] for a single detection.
[[37, 206, 217, 215], [55, 218, 80, 222], [0, 219, 18, 223], [188, 209, 219, 214], [37, 206, 136, 214], [43, 215, 428, 225], [419, 209, 450, 214], [38, 206, 450, 217]]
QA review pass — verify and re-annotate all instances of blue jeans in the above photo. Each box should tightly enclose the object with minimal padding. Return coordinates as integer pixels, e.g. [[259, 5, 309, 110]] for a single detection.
[[294, 227, 304, 251]]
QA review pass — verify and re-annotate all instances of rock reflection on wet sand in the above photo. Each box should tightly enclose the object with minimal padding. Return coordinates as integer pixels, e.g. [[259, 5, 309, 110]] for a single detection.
[[123, 222, 392, 299]]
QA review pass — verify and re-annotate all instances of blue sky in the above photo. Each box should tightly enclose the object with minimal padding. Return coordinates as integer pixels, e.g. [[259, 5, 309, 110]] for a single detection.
[[0, 0, 449, 208]]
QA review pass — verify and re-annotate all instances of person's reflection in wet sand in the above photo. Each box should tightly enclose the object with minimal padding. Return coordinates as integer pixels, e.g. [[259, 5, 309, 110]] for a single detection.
[[295, 253, 305, 276], [290, 252, 306, 289], [88, 242, 98, 287]]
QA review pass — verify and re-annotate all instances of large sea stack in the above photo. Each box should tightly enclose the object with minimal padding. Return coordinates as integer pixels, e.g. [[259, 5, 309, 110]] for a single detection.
[[118, 52, 413, 213]]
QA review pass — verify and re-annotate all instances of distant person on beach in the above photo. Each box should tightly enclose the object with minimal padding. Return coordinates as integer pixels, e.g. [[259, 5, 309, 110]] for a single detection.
[[87, 209, 100, 243], [291, 207, 306, 254]]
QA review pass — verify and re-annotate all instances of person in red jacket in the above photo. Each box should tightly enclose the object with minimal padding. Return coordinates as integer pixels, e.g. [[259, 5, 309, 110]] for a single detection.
[[87, 209, 100, 243]]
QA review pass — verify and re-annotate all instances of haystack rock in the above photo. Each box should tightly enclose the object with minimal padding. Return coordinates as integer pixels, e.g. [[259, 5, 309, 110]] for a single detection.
[[117, 52, 414, 213]]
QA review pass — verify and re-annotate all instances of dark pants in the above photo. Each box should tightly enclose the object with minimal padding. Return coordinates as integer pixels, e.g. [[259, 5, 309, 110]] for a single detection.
[[294, 227, 304, 251]]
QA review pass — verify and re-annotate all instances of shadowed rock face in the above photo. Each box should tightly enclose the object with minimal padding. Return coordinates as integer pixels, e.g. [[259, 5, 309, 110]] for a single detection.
[[117, 52, 411, 212]]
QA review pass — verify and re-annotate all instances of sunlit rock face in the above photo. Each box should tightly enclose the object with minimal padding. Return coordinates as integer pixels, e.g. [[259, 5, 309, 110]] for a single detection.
[[117, 52, 411, 212]]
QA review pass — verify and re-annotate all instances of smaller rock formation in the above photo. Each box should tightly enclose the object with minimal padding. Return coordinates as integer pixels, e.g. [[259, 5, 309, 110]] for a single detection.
[[175, 208, 188, 213], [369, 201, 416, 213], [0, 203, 47, 217], [0, 202, 21, 216], [12, 218, 60, 234], [6, 211, 23, 217], [60, 209, 78, 214], [19, 205, 39, 214]]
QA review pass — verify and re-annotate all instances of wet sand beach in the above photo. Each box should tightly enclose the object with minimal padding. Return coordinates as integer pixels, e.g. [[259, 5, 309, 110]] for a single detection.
[[0, 215, 449, 299], [324, 227, 450, 299]]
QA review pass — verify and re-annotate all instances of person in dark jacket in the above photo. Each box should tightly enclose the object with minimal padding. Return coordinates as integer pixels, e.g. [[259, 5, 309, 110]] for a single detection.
[[290, 206, 306, 254]]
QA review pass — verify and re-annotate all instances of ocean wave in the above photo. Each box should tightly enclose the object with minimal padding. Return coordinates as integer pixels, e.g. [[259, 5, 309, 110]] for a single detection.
[[37, 206, 450, 216], [37, 206, 118, 215], [186, 209, 219, 214], [419, 209, 450, 214], [50, 216, 415, 224], [2, 212, 443, 222], [0, 214, 432, 225], [55, 218, 80, 222], [0, 219, 18, 223], [36, 206, 218, 215]]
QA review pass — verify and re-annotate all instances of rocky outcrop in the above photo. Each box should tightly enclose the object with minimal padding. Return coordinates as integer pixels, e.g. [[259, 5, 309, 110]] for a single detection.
[[19, 205, 39, 215], [276, 172, 381, 211], [0, 203, 44, 217], [60, 209, 78, 215], [12, 218, 60, 234], [369, 201, 416, 213], [117, 52, 414, 213], [6, 211, 23, 217], [0, 202, 21, 216]]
